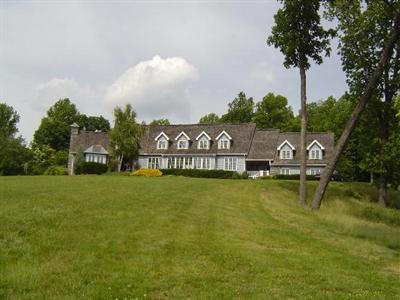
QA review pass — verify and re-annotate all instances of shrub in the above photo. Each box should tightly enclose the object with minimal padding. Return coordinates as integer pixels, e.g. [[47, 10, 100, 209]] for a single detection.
[[131, 168, 163, 177], [44, 165, 68, 175], [79, 162, 108, 175], [272, 174, 319, 181], [160, 168, 237, 179]]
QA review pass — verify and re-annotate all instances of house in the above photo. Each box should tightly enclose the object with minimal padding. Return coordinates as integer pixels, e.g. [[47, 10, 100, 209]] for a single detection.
[[68, 122, 334, 177]]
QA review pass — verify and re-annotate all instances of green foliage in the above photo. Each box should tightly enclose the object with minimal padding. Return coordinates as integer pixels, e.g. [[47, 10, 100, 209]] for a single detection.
[[29, 144, 58, 175], [160, 168, 237, 179], [77, 115, 110, 131], [44, 165, 68, 176], [110, 104, 143, 165], [0, 104, 32, 175], [0, 137, 32, 175], [0, 102, 19, 139], [149, 119, 170, 125], [79, 162, 108, 175], [73, 150, 85, 175], [33, 99, 80, 151], [267, 0, 335, 70], [307, 95, 353, 138], [253, 93, 297, 131], [220, 92, 254, 123], [272, 174, 319, 181], [198, 113, 220, 124]]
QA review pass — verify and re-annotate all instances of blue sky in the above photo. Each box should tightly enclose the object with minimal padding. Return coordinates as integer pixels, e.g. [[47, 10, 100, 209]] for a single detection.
[[0, 0, 348, 142]]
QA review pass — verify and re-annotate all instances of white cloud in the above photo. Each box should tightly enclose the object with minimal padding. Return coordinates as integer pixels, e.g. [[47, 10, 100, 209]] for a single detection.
[[106, 56, 198, 121]]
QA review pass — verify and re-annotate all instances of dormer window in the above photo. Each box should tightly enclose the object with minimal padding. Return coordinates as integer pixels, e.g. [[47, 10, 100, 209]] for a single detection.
[[216, 130, 232, 150], [218, 139, 230, 149], [307, 140, 324, 160], [155, 132, 170, 150], [157, 139, 168, 150], [175, 131, 190, 150], [177, 139, 188, 149], [198, 138, 209, 149], [277, 140, 295, 160], [196, 131, 211, 150]]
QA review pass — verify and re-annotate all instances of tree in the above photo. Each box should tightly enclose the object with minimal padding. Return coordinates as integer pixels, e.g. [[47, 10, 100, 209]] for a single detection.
[[0, 102, 19, 139], [0, 103, 32, 175], [220, 92, 254, 123], [268, 0, 334, 205], [253, 92, 296, 130], [198, 113, 220, 124], [110, 104, 143, 172], [77, 115, 110, 131], [150, 118, 170, 125], [33, 99, 80, 151], [307, 96, 353, 138], [312, 2, 400, 209]]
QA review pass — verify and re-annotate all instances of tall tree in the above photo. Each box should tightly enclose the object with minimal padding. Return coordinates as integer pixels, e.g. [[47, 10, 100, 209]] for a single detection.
[[268, 0, 334, 205], [149, 118, 170, 125], [110, 104, 142, 172], [0, 103, 32, 175], [0, 102, 19, 139], [77, 115, 110, 131], [33, 99, 80, 151], [312, 2, 400, 209], [220, 92, 254, 123], [253, 92, 296, 130], [198, 113, 220, 124]]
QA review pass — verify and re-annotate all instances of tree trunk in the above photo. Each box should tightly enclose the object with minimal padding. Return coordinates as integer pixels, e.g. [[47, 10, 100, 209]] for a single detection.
[[299, 65, 307, 205], [311, 11, 400, 210], [118, 155, 123, 172], [378, 173, 388, 206]]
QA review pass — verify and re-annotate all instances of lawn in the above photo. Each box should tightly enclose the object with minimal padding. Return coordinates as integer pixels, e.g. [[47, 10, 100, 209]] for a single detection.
[[1, 176, 399, 299]]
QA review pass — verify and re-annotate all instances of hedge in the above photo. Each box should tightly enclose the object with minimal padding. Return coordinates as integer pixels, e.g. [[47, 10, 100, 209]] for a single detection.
[[131, 169, 163, 177], [44, 165, 68, 175], [160, 168, 248, 179], [78, 162, 108, 175], [272, 174, 319, 181]]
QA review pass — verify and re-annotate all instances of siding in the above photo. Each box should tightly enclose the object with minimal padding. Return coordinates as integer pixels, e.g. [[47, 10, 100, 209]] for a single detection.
[[271, 166, 324, 175], [216, 156, 246, 173]]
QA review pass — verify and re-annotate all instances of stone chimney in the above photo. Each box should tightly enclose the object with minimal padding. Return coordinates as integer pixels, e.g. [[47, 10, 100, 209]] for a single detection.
[[68, 123, 80, 175]]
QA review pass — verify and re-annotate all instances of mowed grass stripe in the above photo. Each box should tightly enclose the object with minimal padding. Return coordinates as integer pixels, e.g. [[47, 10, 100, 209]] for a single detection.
[[0, 176, 399, 299]]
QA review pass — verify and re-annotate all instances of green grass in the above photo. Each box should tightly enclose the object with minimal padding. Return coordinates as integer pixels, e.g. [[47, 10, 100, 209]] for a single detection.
[[1, 176, 399, 299]]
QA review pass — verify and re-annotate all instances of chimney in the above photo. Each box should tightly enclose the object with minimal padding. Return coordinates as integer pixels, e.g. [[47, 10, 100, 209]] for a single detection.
[[70, 123, 79, 135]]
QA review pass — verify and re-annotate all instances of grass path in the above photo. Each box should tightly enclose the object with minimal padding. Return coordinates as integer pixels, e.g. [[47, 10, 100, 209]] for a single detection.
[[0, 176, 399, 299]]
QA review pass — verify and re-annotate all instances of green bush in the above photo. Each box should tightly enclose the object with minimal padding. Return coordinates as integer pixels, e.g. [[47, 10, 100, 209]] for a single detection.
[[79, 162, 108, 175], [160, 168, 237, 179], [272, 174, 319, 181], [44, 165, 68, 175]]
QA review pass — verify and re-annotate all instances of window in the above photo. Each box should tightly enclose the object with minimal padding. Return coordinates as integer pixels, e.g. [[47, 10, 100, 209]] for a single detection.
[[280, 168, 290, 175], [198, 138, 209, 149], [218, 139, 230, 149], [309, 149, 321, 160], [280, 150, 292, 159], [177, 139, 188, 149], [148, 157, 161, 169], [157, 139, 168, 150], [85, 154, 106, 164], [224, 157, 237, 171]]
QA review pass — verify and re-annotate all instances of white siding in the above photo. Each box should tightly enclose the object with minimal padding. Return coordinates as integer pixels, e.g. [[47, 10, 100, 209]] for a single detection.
[[216, 156, 246, 173]]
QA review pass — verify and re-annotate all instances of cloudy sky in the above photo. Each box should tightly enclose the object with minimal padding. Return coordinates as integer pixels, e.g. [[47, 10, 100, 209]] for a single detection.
[[1, 0, 347, 142]]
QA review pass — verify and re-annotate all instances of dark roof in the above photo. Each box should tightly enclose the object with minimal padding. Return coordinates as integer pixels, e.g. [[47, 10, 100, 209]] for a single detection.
[[247, 129, 280, 160], [69, 131, 110, 154], [272, 132, 335, 165], [139, 123, 257, 155]]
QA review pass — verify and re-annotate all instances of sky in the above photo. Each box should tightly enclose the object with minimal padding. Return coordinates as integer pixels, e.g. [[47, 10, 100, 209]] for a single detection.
[[0, 0, 348, 142]]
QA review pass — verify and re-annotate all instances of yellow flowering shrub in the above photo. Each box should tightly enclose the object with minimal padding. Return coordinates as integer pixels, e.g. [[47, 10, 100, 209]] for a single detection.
[[131, 168, 163, 177]]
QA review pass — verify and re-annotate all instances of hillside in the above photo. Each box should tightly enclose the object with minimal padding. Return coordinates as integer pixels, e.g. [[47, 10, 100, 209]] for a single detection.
[[1, 176, 399, 299]]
